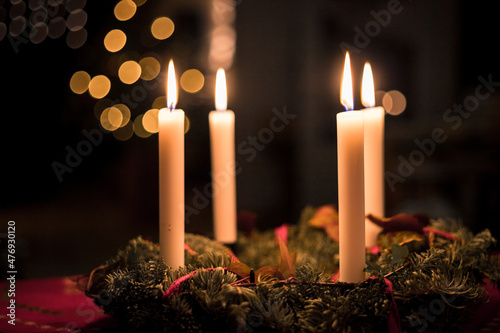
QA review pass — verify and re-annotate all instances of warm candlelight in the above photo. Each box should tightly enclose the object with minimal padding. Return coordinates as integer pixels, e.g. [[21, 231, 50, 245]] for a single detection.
[[159, 60, 185, 268], [337, 52, 366, 283], [362, 63, 385, 247], [209, 68, 237, 244]]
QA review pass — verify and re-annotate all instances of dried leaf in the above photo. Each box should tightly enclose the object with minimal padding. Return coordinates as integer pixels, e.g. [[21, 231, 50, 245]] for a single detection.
[[390, 244, 409, 266], [309, 205, 338, 227], [254, 265, 283, 280], [367, 213, 429, 233], [227, 262, 252, 279], [277, 235, 295, 278], [308, 204, 339, 242]]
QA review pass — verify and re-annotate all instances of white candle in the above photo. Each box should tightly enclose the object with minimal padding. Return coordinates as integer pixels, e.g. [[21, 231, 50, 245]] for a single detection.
[[337, 52, 366, 283], [362, 63, 384, 248], [209, 68, 237, 244], [159, 60, 185, 268]]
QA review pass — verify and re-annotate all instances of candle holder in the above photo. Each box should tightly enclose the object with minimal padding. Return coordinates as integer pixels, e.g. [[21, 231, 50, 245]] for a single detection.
[[81, 206, 500, 332]]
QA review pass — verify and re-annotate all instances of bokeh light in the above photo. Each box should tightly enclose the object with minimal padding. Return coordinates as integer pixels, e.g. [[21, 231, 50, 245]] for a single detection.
[[375, 90, 386, 107], [107, 107, 124, 128], [0, 23, 6, 42], [48, 17, 66, 39], [118, 60, 141, 84], [9, 16, 26, 36], [104, 29, 126, 52], [184, 115, 190, 134], [151, 17, 174, 40], [113, 103, 131, 127], [139, 56, 161, 80], [70, 70, 91, 94], [67, 1, 185, 140], [67, 9, 87, 31], [113, 121, 134, 141], [142, 108, 159, 133], [100, 106, 122, 131], [114, 0, 137, 21], [132, 0, 148, 6], [66, 28, 87, 49], [88, 75, 111, 99], [152, 96, 166, 109], [29, 7, 47, 26], [180, 69, 205, 93], [383, 90, 407, 116], [133, 114, 152, 138], [30, 22, 48, 44], [66, 0, 87, 13], [10, 1, 26, 19]]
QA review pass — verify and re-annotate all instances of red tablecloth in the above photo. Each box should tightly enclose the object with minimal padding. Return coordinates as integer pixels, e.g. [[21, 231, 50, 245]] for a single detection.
[[1, 276, 499, 332], [0, 276, 118, 333]]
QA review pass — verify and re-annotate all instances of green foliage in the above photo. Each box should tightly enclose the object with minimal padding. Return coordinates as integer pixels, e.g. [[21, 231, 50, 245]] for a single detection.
[[87, 211, 499, 332]]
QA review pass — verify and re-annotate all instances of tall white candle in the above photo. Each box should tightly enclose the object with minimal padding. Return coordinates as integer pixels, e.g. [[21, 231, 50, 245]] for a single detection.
[[209, 68, 237, 244], [337, 52, 366, 283], [361, 63, 384, 248], [159, 60, 185, 268]]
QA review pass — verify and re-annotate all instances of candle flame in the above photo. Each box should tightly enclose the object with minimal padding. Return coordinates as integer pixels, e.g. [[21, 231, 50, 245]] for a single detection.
[[340, 52, 353, 111], [167, 60, 178, 110], [361, 62, 375, 108], [215, 68, 227, 111]]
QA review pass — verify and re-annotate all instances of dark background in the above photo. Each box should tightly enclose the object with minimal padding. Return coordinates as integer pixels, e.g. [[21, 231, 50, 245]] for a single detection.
[[1, 0, 499, 278]]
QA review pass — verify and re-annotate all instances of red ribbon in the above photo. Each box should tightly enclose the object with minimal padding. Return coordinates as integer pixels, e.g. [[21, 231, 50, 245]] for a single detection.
[[423, 227, 460, 241], [382, 277, 401, 333], [163, 267, 219, 299]]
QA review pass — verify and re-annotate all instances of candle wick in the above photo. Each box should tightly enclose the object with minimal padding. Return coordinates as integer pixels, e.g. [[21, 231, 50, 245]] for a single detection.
[[169, 102, 174, 112]]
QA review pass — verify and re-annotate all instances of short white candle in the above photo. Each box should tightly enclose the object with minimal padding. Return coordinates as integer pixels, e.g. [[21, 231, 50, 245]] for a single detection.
[[337, 52, 366, 283], [209, 68, 237, 244], [159, 60, 185, 268], [361, 63, 384, 248]]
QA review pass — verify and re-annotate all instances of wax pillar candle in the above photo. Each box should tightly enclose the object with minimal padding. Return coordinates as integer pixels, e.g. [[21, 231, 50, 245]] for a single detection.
[[337, 52, 366, 283], [361, 63, 384, 247], [159, 60, 185, 268], [209, 68, 237, 244]]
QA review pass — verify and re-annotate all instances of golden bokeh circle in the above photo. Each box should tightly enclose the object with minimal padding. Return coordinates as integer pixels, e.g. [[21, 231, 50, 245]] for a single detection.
[[113, 103, 131, 127], [180, 69, 204, 93], [142, 108, 159, 133], [133, 114, 152, 138], [383, 90, 407, 116], [152, 96, 166, 109], [151, 17, 174, 40], [184, 115, 190, 134], [100, 107, 119, 131], [89, 75, 111, 99], [114, 0, 137, 22], [104, 29, 127, 53], [118, 60, 142, 84], [108, 106, 124, 128], [139, 56, 161, 81], [70, 70, 91, 94], [132, 0, 148, 6]]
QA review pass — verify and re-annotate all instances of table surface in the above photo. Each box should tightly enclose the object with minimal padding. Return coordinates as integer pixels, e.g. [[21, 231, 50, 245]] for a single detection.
[[1, 275, 499, 332], [0, 276, 119, 333]]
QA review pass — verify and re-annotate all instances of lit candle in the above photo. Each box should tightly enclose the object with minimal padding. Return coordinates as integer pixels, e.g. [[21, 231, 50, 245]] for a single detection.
[[209, 68, 237, 244], [362, 63, 385, 247], [159, 60, 185, 268], [337, 52, 366, 283]]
